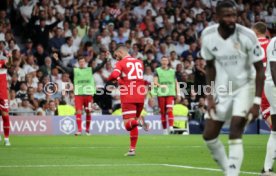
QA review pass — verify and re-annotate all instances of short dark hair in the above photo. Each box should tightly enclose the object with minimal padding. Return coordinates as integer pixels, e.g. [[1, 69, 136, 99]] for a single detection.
[[252, 22, 267, 35], [77, 56, 85, 61], [39, 100, 47, 108], [216, 0, 236, 14]]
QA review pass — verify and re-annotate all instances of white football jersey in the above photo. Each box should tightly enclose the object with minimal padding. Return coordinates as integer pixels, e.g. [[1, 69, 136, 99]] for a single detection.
[[265, 37, 276, 83], [201, 24, 263, 91]]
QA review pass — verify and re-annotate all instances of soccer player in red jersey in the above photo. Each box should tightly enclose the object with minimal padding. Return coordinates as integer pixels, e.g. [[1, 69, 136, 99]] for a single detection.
[[108, 46, 148, 156], [53, 51, 108, 136], [252, 22, 272, 127], [0, 40, 11, 146]]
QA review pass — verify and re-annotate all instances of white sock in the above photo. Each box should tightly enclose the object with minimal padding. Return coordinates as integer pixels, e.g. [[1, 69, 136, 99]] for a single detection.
[[205, 138, 228, 172], [4, 137, 9, 141], [264, 131, 276, 171], [227, 139, 243, 176]]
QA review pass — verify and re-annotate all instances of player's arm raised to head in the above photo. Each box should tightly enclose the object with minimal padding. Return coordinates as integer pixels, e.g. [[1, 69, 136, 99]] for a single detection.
[[107, 61, 122, 81]]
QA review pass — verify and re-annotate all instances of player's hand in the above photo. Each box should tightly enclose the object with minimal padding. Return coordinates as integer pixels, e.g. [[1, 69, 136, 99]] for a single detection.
[[176, 95, 181, 103], [247, 104, 260, 123], [207, 95, 216, 115]]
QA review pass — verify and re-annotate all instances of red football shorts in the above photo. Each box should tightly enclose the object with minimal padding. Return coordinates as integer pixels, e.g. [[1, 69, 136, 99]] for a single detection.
[[75, 95, 93, 113], [121, 103, 144, 119], [0, 74, 8, 112], [157, 96, 175, 112], [261, 91, 270, 120]]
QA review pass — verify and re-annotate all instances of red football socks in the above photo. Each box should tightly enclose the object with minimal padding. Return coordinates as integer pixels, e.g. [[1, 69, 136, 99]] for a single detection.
[[161, 114, 167, 129], [76, 114, 82, 132], [2, 115, 10, 138], [168, 110, 174, 127], [130, 126, 138, 150], [86, 115, 91, 132]]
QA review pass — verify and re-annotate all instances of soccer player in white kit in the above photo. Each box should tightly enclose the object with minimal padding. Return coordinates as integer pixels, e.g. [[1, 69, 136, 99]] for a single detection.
[[200, 1, 264, 176], [261, 36, 276, 175]]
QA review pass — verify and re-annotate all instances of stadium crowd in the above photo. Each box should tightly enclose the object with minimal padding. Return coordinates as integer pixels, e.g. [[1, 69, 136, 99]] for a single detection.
[[0, 0, 275, 118]]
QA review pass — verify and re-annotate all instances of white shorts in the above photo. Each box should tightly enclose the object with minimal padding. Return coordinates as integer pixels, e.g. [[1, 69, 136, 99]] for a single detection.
[[264, 81, 276, 115], [205, 81, 255, 121]]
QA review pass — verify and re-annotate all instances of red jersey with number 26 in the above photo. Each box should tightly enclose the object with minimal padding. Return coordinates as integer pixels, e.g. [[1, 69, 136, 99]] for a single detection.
[[108, 56, 146, 103]]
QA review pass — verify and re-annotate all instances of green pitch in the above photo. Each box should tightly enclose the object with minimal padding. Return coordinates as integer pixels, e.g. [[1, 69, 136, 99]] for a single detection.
[[0, 135, 270, 176]]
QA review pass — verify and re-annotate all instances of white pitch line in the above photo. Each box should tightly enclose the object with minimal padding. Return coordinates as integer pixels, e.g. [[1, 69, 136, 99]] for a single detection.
[[0, 146, 203, 150], [0, 145, 265, 150], [0, 163, 260, 175], [0, 164, 160, 168], [162, 164, 260, 175]]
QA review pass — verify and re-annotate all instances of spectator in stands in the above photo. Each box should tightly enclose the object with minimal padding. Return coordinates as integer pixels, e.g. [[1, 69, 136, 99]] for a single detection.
[[25, 74, 37, 89], [194, 97, 207, 121], [181, 42, 198, 60], [48, 27, 65, 53], [34, 82, 46, 100], [21, 38, 35, 56], [6, 39, 20, 54], [60, 36, 78, 66], [10, 73, 21, 92], [156, 43, 169, 62], [12, 60, 26, 81], [175, 63, 184, 82], [170, 51, 181, 69], [22, 54, 39, 74], [144, 97, 158, 115], [17, 98, 33, 116], [175, 34, 189, 56], [193, 58, 206, 97], [29, 14, 61, 49], [46, 100, 57, 116], [16, 82, 28, 100], [36, 100, 48, 116], [165, 35, 176, 54], [40, 56, 53, 77], [34, 44, 49, 66], [113, 27, 128, 44], [9, 90, 21, 112], [144, 65, 154, 84], [71, 27, 81, 50]]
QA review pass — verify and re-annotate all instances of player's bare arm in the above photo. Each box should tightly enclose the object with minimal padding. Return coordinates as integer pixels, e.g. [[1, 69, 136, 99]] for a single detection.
[[175, 80, 181, 103], [205, 59, 216, 114], [249, 60, 264, 120], [271, 61, 276, 87]]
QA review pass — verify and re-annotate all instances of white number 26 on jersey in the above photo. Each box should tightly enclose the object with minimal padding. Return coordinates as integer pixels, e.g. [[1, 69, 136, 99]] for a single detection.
[[126, 62, 143, 80]]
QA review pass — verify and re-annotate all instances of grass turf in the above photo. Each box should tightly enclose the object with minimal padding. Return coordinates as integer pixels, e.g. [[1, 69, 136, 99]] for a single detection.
[[0, 135, 270, 176]]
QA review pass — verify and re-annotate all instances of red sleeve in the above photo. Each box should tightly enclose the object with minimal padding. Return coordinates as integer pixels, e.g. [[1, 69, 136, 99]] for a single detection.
[[107, 61, 122, 81]]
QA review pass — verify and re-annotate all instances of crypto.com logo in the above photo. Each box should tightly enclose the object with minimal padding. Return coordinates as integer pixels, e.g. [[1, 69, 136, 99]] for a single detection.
[[44, 82, 58, 95], [60, 117, 76, 135]]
